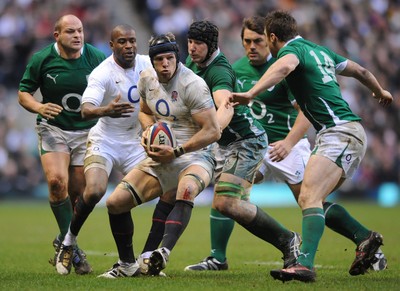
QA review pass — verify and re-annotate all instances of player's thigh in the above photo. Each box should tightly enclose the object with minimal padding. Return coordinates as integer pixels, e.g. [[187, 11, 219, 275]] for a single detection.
[[40, 152, 70, 201], [83, 167, 109, 200], [300, 155, 342, 207], [218, 135, 267, 183]]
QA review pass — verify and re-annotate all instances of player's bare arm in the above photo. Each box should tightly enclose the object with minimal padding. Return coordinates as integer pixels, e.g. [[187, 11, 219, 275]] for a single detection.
[[149, 107, 220, 164], [339, 60, 393, 106], [18, 90, 63, 119], [269, 108, 310, 162], [81, 94, 134, 119], [213, 89, 234, 131], [232, 54, 299, 105], [138, 98, 157, 148]]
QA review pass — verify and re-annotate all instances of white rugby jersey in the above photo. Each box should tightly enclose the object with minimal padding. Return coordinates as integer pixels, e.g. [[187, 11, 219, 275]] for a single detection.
[[138, 63, 214, 145], [82, 54, 152, 138]]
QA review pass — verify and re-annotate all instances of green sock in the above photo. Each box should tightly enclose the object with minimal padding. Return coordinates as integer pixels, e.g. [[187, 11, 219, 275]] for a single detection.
[[323, 202, 370, 245], [50, 196, 73, 241], [209, 208, 234, 262], [241, 206, 293, 252], [297, 207, 325, 269]]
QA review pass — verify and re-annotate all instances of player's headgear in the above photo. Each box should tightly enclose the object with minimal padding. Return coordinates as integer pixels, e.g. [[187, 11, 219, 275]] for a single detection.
[[187, 20, 219, 62], [148, 32, 180, 66]]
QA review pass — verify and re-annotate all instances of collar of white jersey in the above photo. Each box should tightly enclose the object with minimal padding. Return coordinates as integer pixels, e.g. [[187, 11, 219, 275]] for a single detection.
[[54, 43, 84, 56], [283, 35, 302, 47]]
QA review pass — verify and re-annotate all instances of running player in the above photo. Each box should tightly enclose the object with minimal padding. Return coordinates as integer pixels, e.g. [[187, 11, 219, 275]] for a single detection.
[[186, 15, 387, 275], [232, 11, 392, 282], [18, 14, 105, 274], [183, 20, 301, 272], [55, 24, 152, 275], [98, 32, 221, 278]]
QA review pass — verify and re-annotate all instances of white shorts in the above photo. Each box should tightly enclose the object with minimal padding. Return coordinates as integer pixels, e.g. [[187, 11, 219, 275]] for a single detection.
[[259, 138, 311, 185], [312, 122, 367, 179], [84, 127, 146, 176], [135, 148, 215, 194], [36, 121, 89, 166]]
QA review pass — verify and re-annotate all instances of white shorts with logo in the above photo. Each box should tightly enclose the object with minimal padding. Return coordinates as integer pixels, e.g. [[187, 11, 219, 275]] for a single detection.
[[84, 127, 146, 176], [135, 148, 215, 194], [259, 138, 311, 185], [36, 121, 89, 166], [312, 121, 367, 179]]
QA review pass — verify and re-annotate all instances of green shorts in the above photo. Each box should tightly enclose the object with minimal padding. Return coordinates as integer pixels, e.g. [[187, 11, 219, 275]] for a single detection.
[[215, 134, 268, 183]]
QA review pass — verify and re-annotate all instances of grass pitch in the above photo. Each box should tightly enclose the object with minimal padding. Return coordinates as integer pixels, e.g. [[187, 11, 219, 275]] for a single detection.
[[0, 201, 399, 290]]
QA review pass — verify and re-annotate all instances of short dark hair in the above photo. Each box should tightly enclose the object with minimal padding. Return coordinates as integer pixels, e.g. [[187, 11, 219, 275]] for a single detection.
[[265, 11, 298, 42], [241, 16, 266, 40]]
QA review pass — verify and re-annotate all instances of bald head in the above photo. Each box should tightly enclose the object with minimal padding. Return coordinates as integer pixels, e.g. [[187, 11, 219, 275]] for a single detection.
[[54, 14, 82, 33], [111, 24, 136, 42]]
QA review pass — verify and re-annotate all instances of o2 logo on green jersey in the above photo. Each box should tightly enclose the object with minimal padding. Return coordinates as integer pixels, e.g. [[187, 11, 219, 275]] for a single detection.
[[62, 93, 82, 112], [309, 50, 337, 84], [248, 100, 275, 124]]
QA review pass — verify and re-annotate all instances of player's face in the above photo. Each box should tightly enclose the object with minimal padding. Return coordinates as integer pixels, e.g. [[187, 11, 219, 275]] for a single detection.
[[111, 29, 137, 69], [187, 39, 208, 64], [242, 28, 269, 66], [55, 16, 84, 56], [152, 52, 177, 83]]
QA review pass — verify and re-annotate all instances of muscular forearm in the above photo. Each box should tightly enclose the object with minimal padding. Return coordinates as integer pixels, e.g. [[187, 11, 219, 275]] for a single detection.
[[18, 91, 42, 114], [249, 55, 298, 98], [138, 111, 156, 129], [81, 104, 107, 119], [284, 111, 310, 147], [216, 105, 233, 131], [181, 127, 220, 153]]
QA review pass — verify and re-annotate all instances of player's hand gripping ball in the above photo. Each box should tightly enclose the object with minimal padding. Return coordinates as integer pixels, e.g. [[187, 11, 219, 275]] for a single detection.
[[146, 122, 177, 151]]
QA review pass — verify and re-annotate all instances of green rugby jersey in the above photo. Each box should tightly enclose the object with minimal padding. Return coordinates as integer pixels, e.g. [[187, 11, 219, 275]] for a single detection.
[[19, 43, 106, 130], [186, 52, 265, 146], [278, 37, 361, 132], [233, 55, 298, 143]]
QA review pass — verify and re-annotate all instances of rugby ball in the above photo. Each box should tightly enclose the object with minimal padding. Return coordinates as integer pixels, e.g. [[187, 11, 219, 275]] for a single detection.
[[146, 122, 177, 151]]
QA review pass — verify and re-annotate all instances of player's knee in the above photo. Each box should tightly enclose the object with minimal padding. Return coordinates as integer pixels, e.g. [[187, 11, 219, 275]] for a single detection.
[[297, 191, 321, 209], [213, 181, 244, 215], [105, 193, 130, 214], [84, 182, 107, 205], [105, 195, 118, 214], [177, 173, 206, 201], [47, 175, 67, 200]]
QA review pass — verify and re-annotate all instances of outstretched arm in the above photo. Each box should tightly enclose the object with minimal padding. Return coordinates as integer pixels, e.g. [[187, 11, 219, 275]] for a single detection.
[[340, 60, 393, 106], [232, 54, 299, 105], [81, 95, 135, 119]]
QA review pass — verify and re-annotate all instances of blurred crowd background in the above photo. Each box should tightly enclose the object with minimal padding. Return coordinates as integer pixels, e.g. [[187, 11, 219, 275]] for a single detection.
[[0, 0, 399, 203]]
